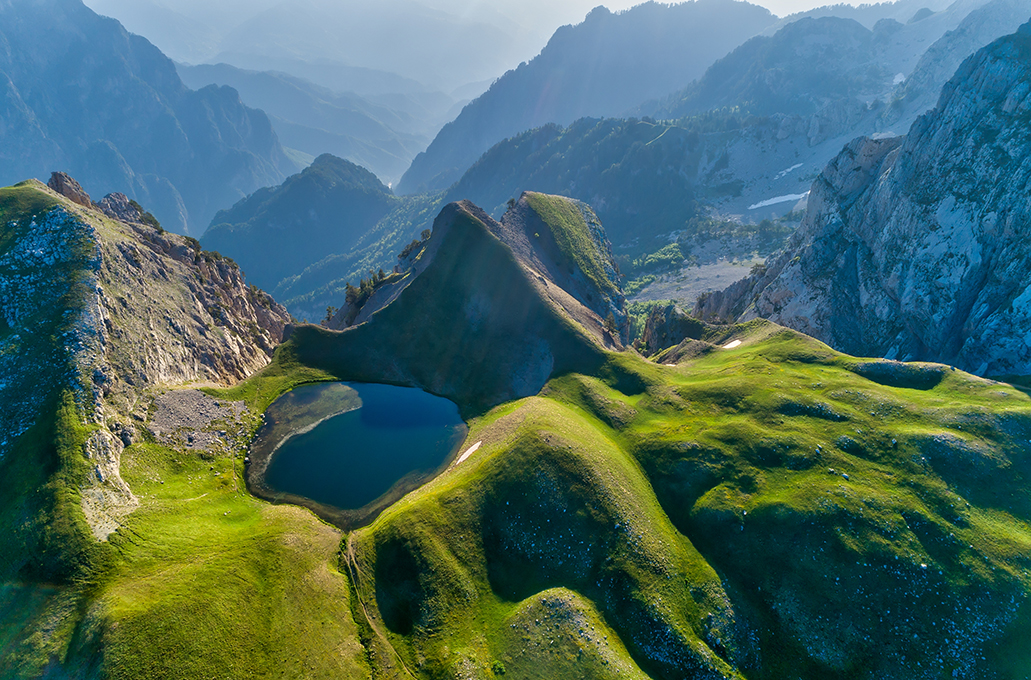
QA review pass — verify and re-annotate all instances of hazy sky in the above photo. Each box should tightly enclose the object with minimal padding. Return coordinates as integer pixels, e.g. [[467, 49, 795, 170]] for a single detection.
[[110, 0, 867, 32], [420, 0, 864, 22]]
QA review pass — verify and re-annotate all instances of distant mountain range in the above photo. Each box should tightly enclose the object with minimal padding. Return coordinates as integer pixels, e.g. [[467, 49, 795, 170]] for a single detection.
[[647, 16, 901, 119], [176, 63, 439, 186], [202, 0, 1031, 321], [84, 0, 648, 95], [396, 0, 780, 195], [424, 0, 1029, 241], [0, 0, 294, 235]]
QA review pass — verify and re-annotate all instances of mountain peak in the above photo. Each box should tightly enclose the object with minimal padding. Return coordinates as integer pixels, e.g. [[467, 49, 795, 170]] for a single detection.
[[0, 0, 291, 234], [294, 194, 626, 414]]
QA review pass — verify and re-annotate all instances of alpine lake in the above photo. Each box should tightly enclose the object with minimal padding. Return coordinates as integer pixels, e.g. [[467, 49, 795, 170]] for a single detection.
[[247, 382, 467, 528]]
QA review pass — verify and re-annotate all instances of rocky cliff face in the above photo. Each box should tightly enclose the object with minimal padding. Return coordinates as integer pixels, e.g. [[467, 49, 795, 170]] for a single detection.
[[885, 0, 1031, 125], [0, 177, 290, 538], [697, 22, 1031, 376]]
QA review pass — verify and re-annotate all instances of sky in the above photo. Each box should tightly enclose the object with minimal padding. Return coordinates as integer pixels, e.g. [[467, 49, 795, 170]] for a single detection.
[[414, 0, 866, 21], [110, 0, 867, 32]]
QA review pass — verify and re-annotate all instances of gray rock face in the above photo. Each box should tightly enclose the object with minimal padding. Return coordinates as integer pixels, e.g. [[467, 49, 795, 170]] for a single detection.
[[698, 22, 1031, 376], [887, 0, 1031, 124], [96, 192, 143, 224]]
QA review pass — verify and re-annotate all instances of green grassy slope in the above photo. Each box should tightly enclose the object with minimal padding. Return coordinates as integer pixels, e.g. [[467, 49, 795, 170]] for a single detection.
[[0, 183, 111, 676], [218, 193, 1031, 678], [0, 182, 372, 679], [521, 192, 620, 300], [334, 322, 1031, 679], [97, 440, 369, 679]]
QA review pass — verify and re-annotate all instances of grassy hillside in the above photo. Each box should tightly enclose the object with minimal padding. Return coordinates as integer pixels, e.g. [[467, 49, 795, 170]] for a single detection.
[[0, 182, 370, 679], [225, 194, 1031, 677], [522, 192, 620, 299], [338, 322, 1031, 679], [6, 181, 1031, 678], [96, 436, 369, 679], [0, 181, 101, 590]]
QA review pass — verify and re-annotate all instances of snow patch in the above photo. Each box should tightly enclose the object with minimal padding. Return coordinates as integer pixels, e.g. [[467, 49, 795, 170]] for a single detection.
[[722, 340, 743, 349], [748, 192, 809, 210], [775, 163, 803, 180], [455, 441, 482, 466]]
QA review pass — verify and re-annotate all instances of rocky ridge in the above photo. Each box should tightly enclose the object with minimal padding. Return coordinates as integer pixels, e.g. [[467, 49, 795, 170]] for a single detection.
[[696, 21, 1031, 375], [885, 0, 1031, 125], [0, 177, 291, 538], [329, 192, 627, 347], [291, 195, 624, 415]]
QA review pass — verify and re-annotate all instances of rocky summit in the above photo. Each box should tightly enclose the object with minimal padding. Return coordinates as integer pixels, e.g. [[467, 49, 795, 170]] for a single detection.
[[696, 21, 1031, 376]]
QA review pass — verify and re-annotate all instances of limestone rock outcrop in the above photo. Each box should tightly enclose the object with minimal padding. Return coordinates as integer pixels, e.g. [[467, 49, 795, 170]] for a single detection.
[[96, 192, 145, 224], [0, 177, 292, 538], [47, 172, 93, 208], [696, 21, 1031, 376]]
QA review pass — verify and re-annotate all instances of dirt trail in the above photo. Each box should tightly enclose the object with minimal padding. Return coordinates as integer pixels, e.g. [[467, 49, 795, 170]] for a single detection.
[[345, 534, 418, 679]]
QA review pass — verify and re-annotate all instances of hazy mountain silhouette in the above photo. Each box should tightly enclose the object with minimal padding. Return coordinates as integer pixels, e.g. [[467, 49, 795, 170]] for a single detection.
[[397, 0, 778, 195], [0, 0, 293, 234], [177, 63, 436, 185]]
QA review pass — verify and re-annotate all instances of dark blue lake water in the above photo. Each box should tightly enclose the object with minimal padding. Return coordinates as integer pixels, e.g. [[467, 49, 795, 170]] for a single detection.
[[261, 383, 466, 512]]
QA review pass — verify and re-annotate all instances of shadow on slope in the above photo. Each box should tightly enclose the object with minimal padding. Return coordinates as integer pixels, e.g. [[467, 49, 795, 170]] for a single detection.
[[284, 196, 621, 416]]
